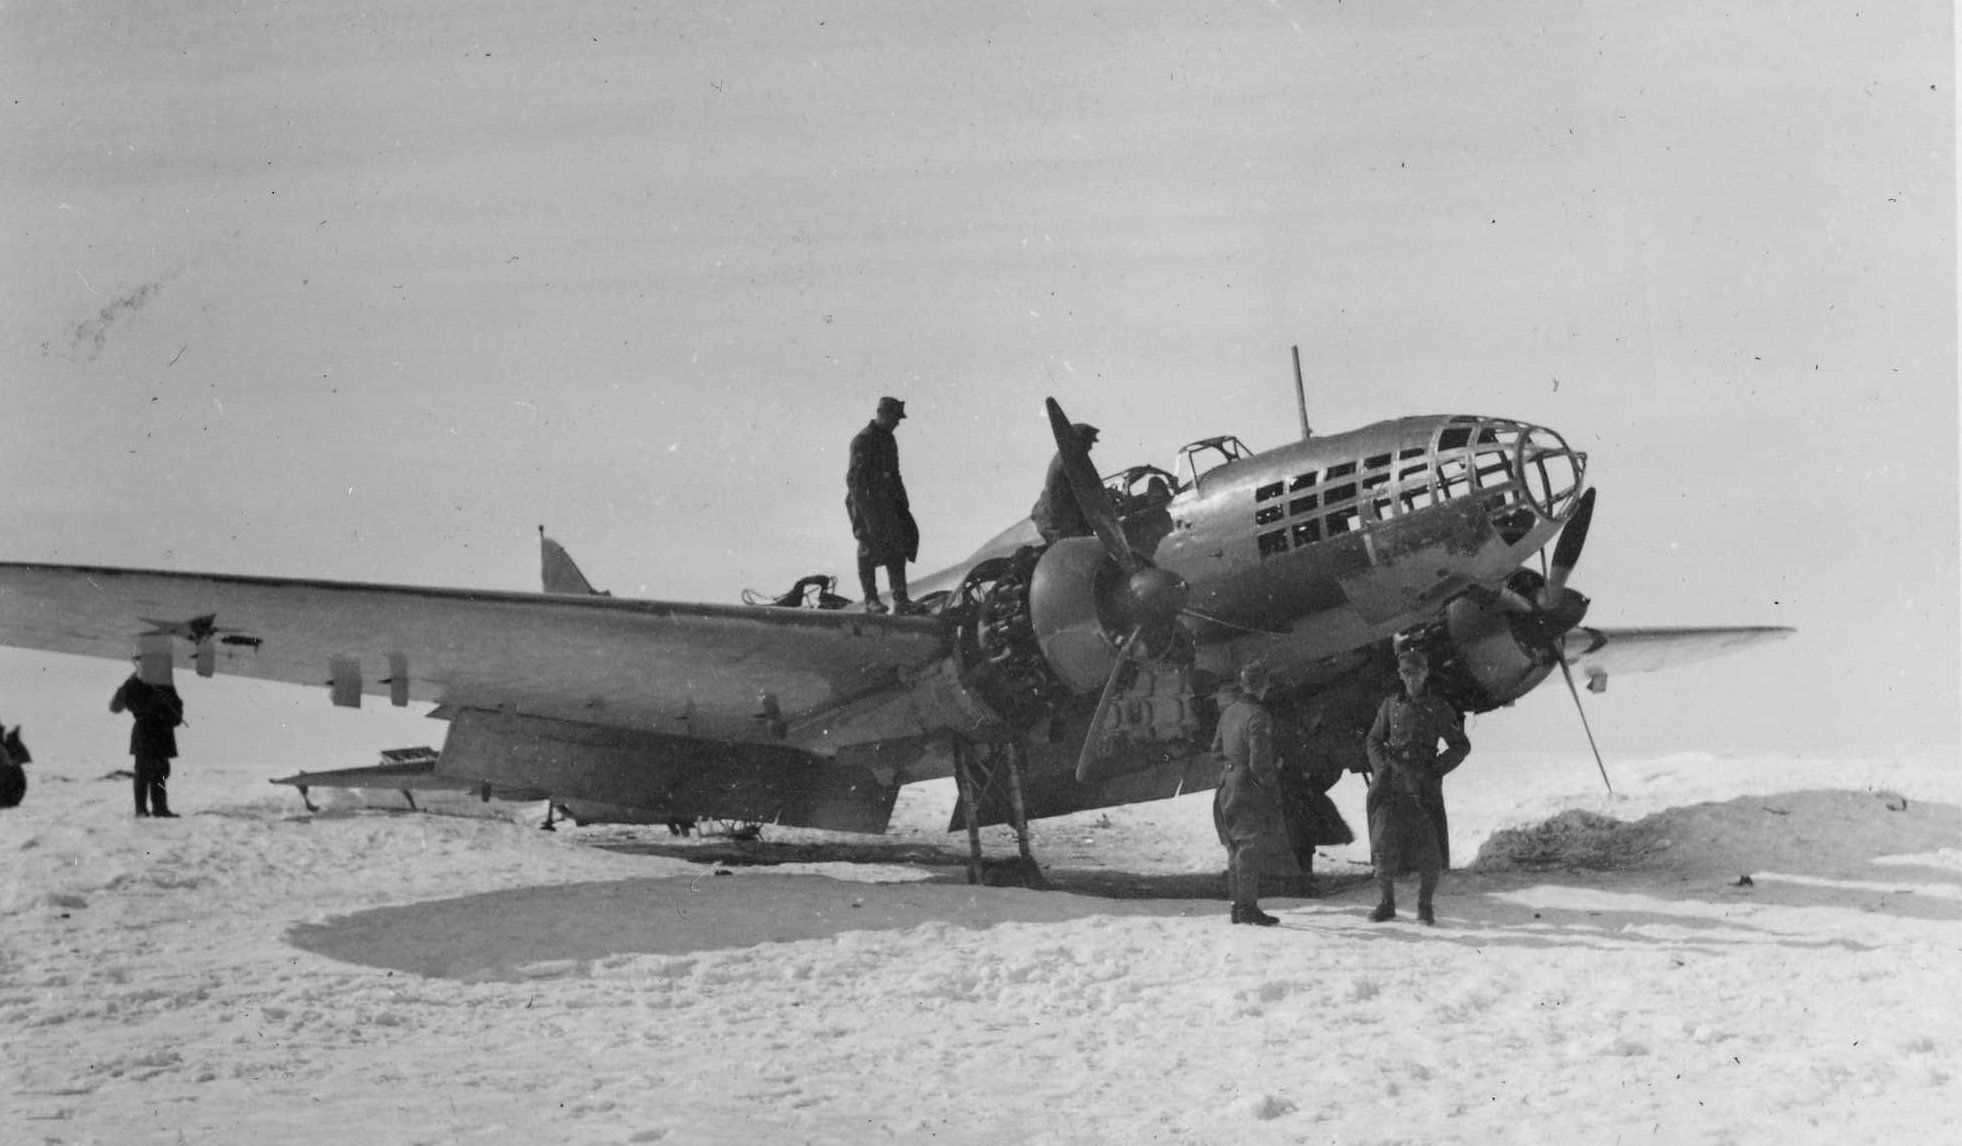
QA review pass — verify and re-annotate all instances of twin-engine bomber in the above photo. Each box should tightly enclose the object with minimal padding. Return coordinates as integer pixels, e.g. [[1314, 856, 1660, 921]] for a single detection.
[[0, 394, 1790, 878]]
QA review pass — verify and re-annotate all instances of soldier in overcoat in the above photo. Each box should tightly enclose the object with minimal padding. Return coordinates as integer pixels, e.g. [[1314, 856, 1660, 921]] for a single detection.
[[1364, 649, 1469, 925], [845, 396, 920, 614], [1212, 662, 1287, 926], [110, 665, 186, 818]]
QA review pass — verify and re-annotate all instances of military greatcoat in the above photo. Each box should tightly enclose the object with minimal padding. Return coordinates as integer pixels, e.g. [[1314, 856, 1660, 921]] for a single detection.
[[1363, 690, 1469, 873], [1211, 692, 1286, 847], [845, 420, 919, 565]]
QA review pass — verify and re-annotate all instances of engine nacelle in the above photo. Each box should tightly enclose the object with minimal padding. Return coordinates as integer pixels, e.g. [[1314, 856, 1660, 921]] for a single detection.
[[951, 540, 1200, 752], [1027, 537, 1122, 693], [1442, 594, 1556, 710], [1405, 578, 1580, 714]]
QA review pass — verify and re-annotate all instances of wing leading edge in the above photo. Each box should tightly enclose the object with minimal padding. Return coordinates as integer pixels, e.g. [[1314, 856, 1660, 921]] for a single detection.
[[1559, 625, 1794, 683]]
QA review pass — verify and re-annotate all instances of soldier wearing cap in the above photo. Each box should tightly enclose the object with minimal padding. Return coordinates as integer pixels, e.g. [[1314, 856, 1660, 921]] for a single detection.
[[1364, 649, 1470, 925], [110, 659, 186, 818], [845, 396, 921, 614], [1030, 421, 1101, 543], [1211, 661, 1286, 926]]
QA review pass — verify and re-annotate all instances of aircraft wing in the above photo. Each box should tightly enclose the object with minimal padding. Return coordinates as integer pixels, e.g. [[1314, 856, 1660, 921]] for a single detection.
[[0, 563, 950, 742], [1558, 625, 1794, 681]]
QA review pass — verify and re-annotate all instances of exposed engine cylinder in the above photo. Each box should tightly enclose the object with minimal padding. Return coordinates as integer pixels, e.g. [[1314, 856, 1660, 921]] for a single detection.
[[1097, 664, 1197, 742], [949, 548, 1072, 728]]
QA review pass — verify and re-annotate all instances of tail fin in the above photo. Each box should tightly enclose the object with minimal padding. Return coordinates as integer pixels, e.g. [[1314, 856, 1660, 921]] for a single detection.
[[539, 526, 608, 595]]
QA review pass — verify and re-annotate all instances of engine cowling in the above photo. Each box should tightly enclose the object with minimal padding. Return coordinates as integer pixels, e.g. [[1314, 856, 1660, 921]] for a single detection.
[[1027, 537, 1124, 693], [1406, 571, 1589, 714]]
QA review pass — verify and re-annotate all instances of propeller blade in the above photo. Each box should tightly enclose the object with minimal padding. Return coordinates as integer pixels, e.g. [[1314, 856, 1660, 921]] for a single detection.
[[1045, 397, 1141, 576], [1074, 625, 1144, 782], [1546, 487, 1596, 593], [1556, 651, 1613, 794]]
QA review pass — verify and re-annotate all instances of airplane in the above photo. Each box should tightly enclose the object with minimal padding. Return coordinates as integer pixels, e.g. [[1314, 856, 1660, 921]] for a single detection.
[[0, 385, 1790, 883]]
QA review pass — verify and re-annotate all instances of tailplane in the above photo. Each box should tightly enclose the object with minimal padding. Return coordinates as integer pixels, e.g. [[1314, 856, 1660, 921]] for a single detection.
[[539, 527, 610, 596]]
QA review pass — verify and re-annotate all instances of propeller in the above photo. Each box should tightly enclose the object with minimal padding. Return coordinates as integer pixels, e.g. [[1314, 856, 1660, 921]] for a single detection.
[[1541, 487, 1610, 792], [1543, 486, 1595, 601], [1044, 398, 1195, 781], [1043, 399, 1145, 577], [1556, 652, 1614, 794], [1482, 486, 1610, 791]]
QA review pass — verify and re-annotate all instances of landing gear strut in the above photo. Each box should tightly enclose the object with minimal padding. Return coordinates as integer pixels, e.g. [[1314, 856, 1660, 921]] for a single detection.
[[952, 739, 1047, 889]]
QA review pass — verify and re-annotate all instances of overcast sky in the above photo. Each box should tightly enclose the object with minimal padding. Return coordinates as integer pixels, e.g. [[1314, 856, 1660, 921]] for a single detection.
[[1, 1, 1953, 765]]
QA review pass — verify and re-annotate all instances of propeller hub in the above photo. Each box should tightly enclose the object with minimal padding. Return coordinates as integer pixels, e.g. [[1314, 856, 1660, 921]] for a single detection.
[[1537, 585, 1592, 634], [1127, 567, 1189, 625]]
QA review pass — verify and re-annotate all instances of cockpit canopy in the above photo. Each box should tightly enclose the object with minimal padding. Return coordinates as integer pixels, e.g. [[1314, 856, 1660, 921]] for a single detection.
[[1174, 435, 1254, 489]]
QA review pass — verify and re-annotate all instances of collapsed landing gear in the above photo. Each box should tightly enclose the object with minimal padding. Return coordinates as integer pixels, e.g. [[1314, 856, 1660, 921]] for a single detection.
[[952, 739, 1046, 889]]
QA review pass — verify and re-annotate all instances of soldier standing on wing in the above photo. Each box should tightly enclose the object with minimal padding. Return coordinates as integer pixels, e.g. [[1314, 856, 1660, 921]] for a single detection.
[[845, 396, 920, 614]]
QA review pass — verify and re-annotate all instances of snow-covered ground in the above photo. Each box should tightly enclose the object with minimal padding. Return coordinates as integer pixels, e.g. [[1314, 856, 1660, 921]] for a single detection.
[[3, 746, 1957, 1144]]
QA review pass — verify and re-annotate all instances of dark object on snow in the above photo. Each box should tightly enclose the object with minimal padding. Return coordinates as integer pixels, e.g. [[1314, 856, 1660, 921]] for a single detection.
[[1734, 874, 1755, 887], [0, 722, 27, 808]]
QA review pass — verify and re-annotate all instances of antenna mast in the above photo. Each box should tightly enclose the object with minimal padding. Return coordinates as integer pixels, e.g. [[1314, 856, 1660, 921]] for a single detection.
[[1291, 345, 1313, 440]]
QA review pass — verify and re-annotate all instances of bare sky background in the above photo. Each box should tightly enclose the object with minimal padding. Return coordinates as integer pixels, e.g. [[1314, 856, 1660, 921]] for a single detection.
[[1, 2, 1953, 772]]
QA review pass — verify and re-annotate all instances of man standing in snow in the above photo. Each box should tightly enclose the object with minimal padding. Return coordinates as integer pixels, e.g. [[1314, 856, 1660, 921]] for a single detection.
[[844, 396, 920, 614], [1212, 662, 1286, 926], [1364, 649, 1470, 925], [110, 663, 185, 818]]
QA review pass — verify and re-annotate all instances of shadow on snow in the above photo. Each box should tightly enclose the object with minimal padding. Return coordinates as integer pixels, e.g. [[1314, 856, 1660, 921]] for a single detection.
[[286, 790, 1959, 980]]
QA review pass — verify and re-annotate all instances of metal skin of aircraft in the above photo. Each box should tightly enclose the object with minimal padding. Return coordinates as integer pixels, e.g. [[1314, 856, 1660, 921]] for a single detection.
[[0, 396, 1790, 882]]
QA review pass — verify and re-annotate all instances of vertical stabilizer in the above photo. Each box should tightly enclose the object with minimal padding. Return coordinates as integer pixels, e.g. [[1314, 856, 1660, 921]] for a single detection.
[[539, 526, 606, 595]]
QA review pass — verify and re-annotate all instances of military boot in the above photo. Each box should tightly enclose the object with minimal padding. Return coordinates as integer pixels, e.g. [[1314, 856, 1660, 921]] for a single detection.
[[862, 595, 888, 615], [1416, 873, 1439, 926], [1370, 874, 1397, 921], [1245, 907, 1280, 927]]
